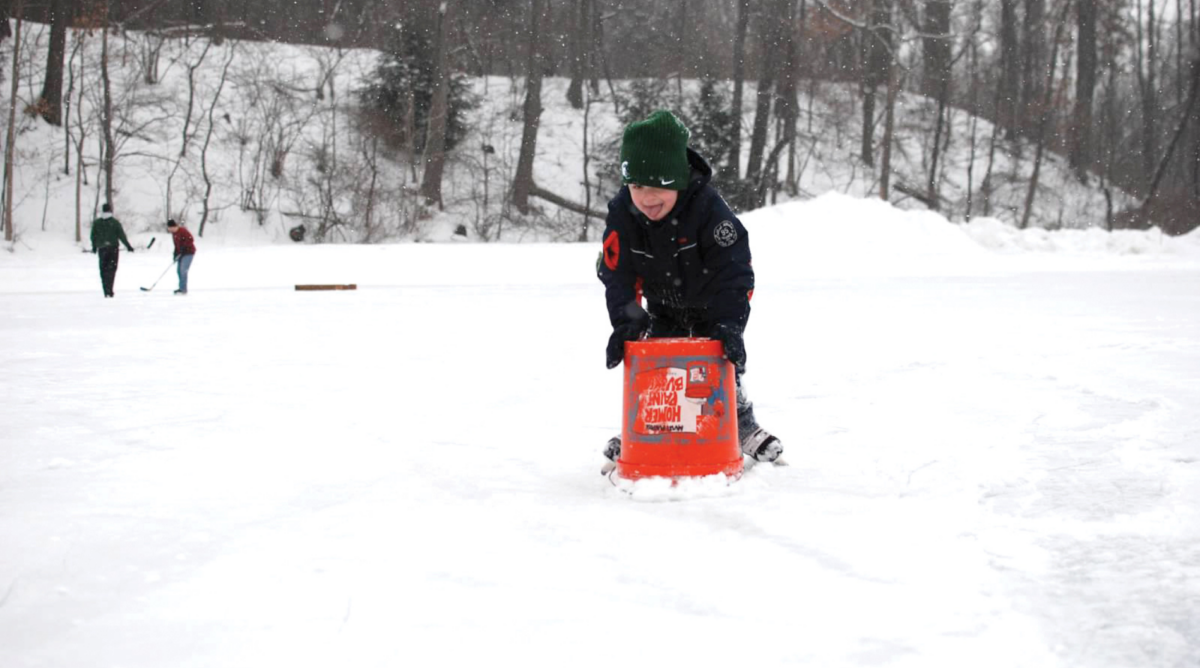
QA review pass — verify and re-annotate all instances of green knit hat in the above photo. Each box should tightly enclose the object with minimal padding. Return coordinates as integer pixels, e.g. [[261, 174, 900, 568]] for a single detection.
[[619, 110, 691, 191]]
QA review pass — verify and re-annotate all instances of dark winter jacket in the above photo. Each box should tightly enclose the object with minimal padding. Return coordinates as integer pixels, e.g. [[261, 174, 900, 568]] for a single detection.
[[172, 227, 196, 258], [597, 148, 753, 333], [90, 214, 134, 252]]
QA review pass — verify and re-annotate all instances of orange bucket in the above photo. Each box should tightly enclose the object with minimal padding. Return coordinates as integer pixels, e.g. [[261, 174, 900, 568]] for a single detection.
[[616, 337, 743, 480]]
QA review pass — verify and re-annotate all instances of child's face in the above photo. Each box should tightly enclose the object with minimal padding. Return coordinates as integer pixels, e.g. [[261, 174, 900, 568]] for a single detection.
[[629, 184, 678, 221]]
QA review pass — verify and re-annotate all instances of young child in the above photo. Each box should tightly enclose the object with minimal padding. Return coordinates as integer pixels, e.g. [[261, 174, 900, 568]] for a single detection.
[[167, 219, 196, 295], [596, 110, 782, 466]]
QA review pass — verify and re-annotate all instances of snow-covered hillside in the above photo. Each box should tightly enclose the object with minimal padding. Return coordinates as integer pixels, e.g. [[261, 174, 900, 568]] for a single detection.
[[2, 23, 1136, 250]]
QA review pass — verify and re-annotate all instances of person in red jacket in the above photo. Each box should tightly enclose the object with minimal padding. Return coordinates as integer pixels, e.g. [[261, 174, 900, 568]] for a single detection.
[[167, 220, 196, 295]]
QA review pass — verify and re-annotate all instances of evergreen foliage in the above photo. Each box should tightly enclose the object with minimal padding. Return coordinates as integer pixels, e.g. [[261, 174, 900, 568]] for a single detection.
[[359, 24, 475, 153], [686, 77, 736, 182]]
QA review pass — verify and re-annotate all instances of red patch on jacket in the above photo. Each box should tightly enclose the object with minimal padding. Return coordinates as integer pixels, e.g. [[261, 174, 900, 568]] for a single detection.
[[603, 230, 620, 270]]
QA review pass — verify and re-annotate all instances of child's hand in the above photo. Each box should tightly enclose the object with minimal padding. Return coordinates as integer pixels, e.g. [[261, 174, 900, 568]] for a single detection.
[[712, 323, 747, 374], [606, 323, 646, 369]]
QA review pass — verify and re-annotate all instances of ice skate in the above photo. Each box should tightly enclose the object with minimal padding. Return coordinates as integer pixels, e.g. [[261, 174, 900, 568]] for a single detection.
[[600, 435, 621, 475], [741, 427, 785, 466]]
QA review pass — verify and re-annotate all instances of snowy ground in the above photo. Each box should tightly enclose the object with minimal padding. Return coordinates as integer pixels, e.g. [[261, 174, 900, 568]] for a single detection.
[[2, 194, 1199, 667]]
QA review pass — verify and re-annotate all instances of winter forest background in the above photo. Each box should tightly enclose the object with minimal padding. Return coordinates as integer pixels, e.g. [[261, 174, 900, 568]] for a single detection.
[[2, 0, 1200, 246]]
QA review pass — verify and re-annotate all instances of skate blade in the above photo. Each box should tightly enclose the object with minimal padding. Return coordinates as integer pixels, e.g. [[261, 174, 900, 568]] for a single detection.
[[742, 455, 788, 470]]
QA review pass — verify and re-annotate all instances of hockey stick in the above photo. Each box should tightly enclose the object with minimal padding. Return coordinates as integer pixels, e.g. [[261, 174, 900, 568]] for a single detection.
[[139, 258, 176, 292], [80, 237, 155, 253]]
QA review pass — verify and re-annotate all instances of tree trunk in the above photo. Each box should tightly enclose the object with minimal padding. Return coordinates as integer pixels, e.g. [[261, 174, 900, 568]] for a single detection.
[[1145, 59, 1200, 207], [589, 0, 601, 94], [787, 0, 808, 193], [923, 0, 952, 208], [198, 45, 236, 238], [1069, 0, 1097, 181], [861, 81, 877, 166], [999, 0, 1020, 138], [860, 0, 892, 167], [1101, 43, 1119, 227], [1019, 0, 1046, 135], [1021, 0, 1071, 230], [566, 0, 586, 109], [0, 2, 11, 43], [511, 0, 545, 215], [71, 30, 86, 242], [674, 0, 686, 106], [38, 0, 69, 126], [3, 0, 24, 243], [776, 0, 799, 197], [880, 61, 897, 201], [922, 0, 952, 99], [580, 83, 591, 241], [965, 3, 981, 221], [727, 0, 750, 180], [101, 2, 116, 206], [1141, 0, 1159, 185], [745, 2, 781, 193], [420, 0, 453, 208]]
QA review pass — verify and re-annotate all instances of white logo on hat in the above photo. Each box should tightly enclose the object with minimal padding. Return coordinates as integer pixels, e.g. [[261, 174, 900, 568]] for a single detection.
[[714, 220, 738, 247], [660, 178, 676, 186], [621, 161, 630, 179]]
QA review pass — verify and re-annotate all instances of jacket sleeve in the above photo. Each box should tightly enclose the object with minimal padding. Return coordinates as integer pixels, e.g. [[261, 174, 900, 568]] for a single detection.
[[89, 222, 98, 251], [596, 196, 648, 330], [117, 222, 134, 251], [698, 192, 754, 326]]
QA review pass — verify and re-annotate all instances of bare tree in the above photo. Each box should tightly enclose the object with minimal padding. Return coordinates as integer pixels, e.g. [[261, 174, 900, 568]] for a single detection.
[[727, 0, 750, 180], [3, 0, 25, 243], [1020, 0, 1046, 134], [965, 0, 984, 220], [1021, 0, 1072, 230], [1145, 58, 1200, 208], [566, 0, 589, 109], [67, 18, 94, 242], [776, 0, 801, 197], [166, 38, 214, 215], [101, 0, 116, 205], [745, 0, 785, 195], [879, 54, 897, 201], [923, 0, 953, 208], [197, 43, 236, 237], [511, 0, 546, 215], [860, 0, 893, 167], [1069, 0, 1097, 181], [38, 0, 70, 126], [419, 0, 453, 208], [1135, 0, 1161, 185], [998, 0, 1020, 137], [0, 2, 11, 44]]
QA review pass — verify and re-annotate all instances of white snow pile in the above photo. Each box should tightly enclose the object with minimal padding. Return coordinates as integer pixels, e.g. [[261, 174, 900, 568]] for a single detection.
[[963, 215, 1200, 256]]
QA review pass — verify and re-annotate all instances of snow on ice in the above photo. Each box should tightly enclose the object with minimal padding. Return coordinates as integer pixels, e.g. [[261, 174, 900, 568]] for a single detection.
[[2, 193, 1199, 667]]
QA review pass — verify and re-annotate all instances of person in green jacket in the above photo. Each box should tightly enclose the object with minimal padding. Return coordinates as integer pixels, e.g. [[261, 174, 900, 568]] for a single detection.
[[90, 203, 134, 297]]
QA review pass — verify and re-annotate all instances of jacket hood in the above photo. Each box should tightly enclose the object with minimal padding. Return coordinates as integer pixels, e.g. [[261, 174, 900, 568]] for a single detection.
[[684, 147, 713, 193], [660, 148, 713, 221]]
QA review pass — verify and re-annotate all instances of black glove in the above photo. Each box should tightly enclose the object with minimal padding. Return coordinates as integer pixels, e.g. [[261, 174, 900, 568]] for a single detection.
[[606, 322, 646, 369], [711, 322, 746, 374]]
